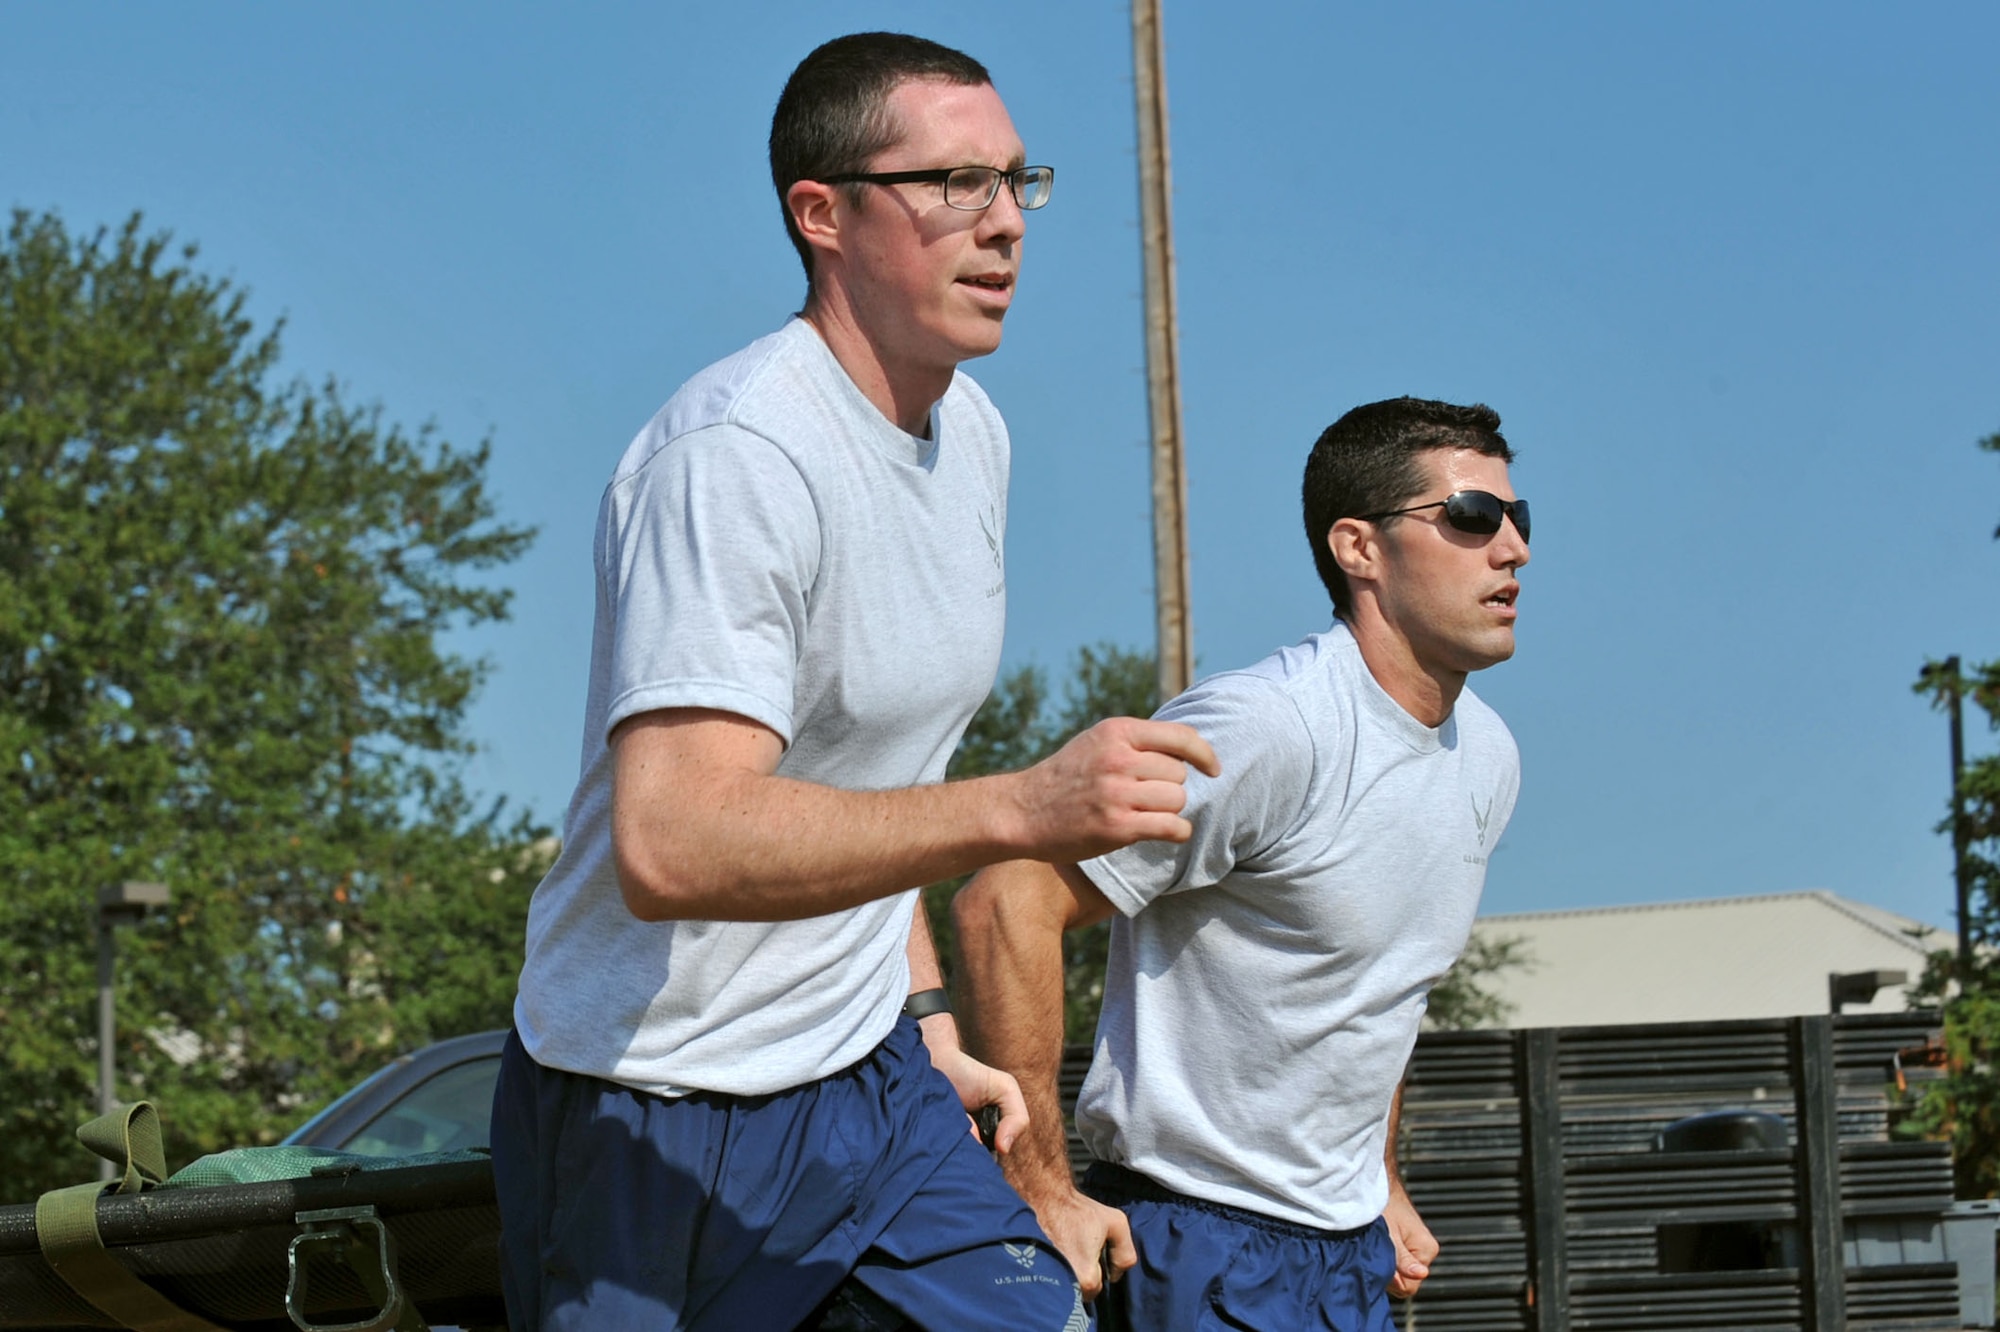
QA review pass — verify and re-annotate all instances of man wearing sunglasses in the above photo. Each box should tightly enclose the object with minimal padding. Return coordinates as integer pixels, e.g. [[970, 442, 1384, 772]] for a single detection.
[[493, 31, 1215, 1332], [956, 397, 1529, 1330]]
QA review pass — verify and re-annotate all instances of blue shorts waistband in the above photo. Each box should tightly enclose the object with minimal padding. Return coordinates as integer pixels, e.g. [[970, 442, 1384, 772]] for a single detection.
[[1082, 1161, 1377, 1243]]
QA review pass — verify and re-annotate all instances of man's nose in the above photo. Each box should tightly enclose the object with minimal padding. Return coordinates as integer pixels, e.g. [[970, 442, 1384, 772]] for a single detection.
[[978, 185, 1026, 242]]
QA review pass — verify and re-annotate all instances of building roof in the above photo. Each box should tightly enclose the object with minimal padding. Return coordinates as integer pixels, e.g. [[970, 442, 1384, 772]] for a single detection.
[[1466, 891, 1954, 1029]]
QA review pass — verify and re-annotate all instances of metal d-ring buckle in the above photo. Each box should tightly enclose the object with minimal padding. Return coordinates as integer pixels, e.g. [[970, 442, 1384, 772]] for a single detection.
[[285, 1204, 421, 1332]]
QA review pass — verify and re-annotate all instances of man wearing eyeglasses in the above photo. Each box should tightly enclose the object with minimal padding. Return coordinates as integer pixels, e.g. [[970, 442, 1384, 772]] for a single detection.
[[955, 398, 1529, 1330], [492, 30, 1216, 1332]]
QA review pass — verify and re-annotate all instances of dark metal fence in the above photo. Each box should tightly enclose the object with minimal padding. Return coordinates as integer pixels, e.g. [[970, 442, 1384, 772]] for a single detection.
[[1060, 1011, 1965, 1331], [1393, 1012, 1956, 1331]]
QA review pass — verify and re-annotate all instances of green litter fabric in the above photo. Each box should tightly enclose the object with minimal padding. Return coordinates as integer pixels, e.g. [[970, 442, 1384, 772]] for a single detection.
[[165, 1146, 489, 1189]]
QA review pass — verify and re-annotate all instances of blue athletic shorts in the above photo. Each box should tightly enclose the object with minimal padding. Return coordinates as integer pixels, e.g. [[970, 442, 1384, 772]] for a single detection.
[[492, 1016, 1088, 1331], [1082, 1163, 1396, 1332]]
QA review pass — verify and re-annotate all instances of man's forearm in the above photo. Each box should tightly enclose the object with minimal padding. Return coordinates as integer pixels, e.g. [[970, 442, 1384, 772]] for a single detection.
[[907, 892, 946, 993], [954, 861, 1093, 1200], [1385, 1074, 1406, 1184], [619, 765, 1029, 921], [614, 709, 1217, 924], [1381, 1063, 1438, 1293], [957, 860, 1139, 1294], [906, 895, 964, 1053]]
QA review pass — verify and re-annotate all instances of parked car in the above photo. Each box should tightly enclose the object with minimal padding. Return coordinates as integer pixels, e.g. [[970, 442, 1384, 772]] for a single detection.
[[0, 1031, 515, 1332], [274, 1030, 511, 1332], [283, 1028, 507, 1153]]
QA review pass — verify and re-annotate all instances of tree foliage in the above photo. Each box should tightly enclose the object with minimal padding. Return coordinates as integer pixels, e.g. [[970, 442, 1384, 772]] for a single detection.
[[1425, 930, 1531, 1031], [0, 211, 548, 1199], [929, 642, 1525, 1040], [1906, 427, 2000, 1197]]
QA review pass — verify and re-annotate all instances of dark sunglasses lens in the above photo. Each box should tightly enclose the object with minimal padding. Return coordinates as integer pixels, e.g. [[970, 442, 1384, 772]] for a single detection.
[[1442, 492, 1504, 535], [1441, 492, 1530, 542]]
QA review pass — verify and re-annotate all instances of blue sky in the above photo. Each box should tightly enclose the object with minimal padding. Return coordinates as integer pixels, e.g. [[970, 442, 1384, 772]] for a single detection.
[[7, 3, 1997, 932]]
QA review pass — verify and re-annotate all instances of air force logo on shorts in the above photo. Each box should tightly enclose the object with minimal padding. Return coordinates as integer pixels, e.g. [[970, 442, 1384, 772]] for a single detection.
[[982, 1237, 1085, 1329]]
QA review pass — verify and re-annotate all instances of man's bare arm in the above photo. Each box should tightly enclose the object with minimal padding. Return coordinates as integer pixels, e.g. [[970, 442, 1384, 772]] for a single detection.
[[905, 895, 1028, 1151], [612, 709, 1217, 923], [906, 893, 947, 994], [1381, 1068, 1438, 1297], [954, 859, 1134, 1296]]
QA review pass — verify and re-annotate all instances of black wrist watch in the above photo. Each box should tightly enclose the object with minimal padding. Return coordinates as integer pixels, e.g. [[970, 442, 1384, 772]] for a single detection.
[[903, 987, 951, 1021]]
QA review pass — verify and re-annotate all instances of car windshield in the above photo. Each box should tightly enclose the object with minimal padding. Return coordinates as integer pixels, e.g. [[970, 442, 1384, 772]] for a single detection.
[[341, 1057, 501, 1157], [280, 1059, 402, 1147]]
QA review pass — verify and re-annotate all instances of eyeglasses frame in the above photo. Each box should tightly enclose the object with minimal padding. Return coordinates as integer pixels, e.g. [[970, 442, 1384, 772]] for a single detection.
[[817, 164, 1055, 212]]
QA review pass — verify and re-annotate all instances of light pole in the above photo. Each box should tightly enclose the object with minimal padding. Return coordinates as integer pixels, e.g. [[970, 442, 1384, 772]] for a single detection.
[[1943, 655, 1973, 981], [96, 881, 169, 1179]]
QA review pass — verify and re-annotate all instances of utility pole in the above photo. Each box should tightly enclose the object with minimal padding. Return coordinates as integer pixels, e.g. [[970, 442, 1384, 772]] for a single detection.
[[1944, 655, 1973, 980], [1131, 0, 1194, 700]]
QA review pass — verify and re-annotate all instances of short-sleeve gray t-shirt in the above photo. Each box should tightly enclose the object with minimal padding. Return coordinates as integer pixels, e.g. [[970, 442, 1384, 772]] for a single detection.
[[514, 318, 1009, 1098], [1075, 622, 1520, 1231]]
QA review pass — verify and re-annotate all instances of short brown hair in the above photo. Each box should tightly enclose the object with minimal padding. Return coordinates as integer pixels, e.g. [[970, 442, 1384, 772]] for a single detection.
[[768, 33, 991, 286], [1302, 397, 1515, 619]]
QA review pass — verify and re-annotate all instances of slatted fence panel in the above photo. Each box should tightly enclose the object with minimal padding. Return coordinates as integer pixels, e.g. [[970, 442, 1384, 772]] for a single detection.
[[1060, 1014, 1957, 1331]]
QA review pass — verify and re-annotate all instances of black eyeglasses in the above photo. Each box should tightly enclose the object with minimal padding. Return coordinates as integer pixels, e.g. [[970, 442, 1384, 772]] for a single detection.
[[819, 164, 1055, 211], [1361, 490, 1531, 543]]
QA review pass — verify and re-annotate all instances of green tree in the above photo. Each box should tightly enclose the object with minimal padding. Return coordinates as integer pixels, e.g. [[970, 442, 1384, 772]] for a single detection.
[[1907, 428, 2000, 1197], [0, 210, 547, 1198], [930, 642, 1526, 1039], [1425, 931, 1532, 1031]]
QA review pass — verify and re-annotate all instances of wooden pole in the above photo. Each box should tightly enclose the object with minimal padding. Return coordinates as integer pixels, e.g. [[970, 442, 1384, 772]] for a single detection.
[[1131, 0, 1194, 701], [1522, 1029, 1571, 1332], [1793, 1015, 1848, 1332]]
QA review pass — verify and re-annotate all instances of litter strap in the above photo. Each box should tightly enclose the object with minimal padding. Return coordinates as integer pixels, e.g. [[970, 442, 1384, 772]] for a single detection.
[[33, 1103, 229, 1332]]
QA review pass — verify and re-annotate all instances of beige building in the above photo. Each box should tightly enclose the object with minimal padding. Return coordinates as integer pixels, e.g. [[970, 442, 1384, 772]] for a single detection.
[[1467, 890, 1954, 1029]]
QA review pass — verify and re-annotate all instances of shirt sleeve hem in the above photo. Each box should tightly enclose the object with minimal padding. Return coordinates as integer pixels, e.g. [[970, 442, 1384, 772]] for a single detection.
[[605, 681, 796, 748], [1078, 856, 1151, 918]]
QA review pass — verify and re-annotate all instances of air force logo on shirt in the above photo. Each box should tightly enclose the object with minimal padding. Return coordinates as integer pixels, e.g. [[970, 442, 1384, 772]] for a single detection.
[[980, 503, 1005, 598], [1465, 791, 1497, 867]]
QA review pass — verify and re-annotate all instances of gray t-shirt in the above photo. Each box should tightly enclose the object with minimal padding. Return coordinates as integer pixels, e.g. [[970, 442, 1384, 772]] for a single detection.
[[514, 318, 1009, 1097], [1075, 622, 1520, 1231]]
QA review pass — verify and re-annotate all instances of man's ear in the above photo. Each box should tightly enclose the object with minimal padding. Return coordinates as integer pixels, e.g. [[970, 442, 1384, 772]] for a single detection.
[[786, 179, 844, 264], [1328, 516, 1384, 585]]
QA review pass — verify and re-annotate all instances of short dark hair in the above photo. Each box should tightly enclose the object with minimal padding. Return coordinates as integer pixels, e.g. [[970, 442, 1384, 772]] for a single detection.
[[1301, 397, 1515, 619], [768, 33, 992, 285]]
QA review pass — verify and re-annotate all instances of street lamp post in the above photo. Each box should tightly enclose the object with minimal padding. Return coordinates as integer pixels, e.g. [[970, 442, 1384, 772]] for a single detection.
[[1943, 655, 1973, 981], [96, 881, 170, 1179]]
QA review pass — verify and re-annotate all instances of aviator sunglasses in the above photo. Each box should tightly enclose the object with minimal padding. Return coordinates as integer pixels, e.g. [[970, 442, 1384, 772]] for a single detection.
[[1361, 490, 1531, 543]]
